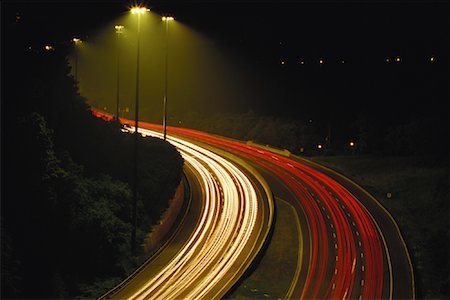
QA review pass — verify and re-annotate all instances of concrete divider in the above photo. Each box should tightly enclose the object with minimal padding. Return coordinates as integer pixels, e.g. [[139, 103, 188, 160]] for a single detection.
[[142, 181, 184, 253], [246, 140, 291, 157]]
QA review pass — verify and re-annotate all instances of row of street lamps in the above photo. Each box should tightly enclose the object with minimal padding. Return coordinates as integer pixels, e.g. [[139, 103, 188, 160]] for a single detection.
[[71, 6, 174, 253]]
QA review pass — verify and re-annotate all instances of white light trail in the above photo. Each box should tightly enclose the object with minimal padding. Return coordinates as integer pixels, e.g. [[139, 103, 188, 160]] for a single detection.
[[123, 126, 259, 300]]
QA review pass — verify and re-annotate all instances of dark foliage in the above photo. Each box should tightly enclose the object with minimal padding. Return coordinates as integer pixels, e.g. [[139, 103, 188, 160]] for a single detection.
[[2, 12, 183, 299], [179, 109, 448, 159]]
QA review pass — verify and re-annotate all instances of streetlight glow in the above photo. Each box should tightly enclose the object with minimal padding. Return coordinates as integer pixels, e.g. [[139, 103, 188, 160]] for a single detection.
[[115, 25, 124, 32], [71, 38, 82, 82], [130, 4, 148, 253], [131, 6, 149, 14], [162, 15, 175, 140], [114, 25, 124, 120]]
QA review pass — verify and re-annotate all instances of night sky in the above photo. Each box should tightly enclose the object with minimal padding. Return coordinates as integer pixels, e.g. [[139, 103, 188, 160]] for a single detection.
[[4, 0, 449, 132]]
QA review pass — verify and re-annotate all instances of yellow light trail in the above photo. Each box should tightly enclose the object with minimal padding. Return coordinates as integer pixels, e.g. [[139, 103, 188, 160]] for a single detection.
[[121, 126, 259, 299]]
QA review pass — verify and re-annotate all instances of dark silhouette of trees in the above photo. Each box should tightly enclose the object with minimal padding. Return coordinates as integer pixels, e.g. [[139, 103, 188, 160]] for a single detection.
[[2, 9, 183, 299]]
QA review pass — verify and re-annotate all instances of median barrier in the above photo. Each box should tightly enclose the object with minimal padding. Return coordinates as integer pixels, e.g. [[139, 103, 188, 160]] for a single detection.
[[246, 140, 291, 157], [142, 180, 184, 253]]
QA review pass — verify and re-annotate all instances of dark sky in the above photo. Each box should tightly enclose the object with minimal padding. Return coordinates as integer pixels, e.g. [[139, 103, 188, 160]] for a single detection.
[[3, 0, 449, 133], [7, 1, 447, 60]]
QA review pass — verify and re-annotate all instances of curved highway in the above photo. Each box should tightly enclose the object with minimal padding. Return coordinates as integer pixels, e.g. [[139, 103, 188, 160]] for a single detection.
[[93, 110, 413, 300], [100, 118, 274, 300], [140, 122, 414, 300]]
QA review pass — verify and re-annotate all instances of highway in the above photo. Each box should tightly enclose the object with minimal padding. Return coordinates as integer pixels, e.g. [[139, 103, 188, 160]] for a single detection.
[[93, 110, 413, 300], [101, 121, 274, 300], [138, 122, 414, 300]]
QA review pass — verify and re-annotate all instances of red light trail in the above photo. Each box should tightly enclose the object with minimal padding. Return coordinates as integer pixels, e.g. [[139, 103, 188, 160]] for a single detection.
[[93, 110, 413, 299]]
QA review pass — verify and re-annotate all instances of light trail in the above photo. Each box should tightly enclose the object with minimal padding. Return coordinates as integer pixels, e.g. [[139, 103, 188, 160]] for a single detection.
[[141, 124, 387, 299], [93, 110, 412, 299], [117, 125, 261, 300]]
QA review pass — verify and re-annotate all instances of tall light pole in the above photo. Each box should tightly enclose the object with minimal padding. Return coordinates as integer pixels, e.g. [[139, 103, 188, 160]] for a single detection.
[[114, 25, 124, 120], [130, 6, 148, 253], [72, 38, 82, 82], [162, 16, 174, 141]]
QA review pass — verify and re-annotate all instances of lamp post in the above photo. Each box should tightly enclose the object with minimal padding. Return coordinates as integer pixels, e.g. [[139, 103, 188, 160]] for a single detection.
[[162, 16, 174, 141], [130, 6, 148, 253], [72, 38, 82, 82], [114, 25, 124, 120]]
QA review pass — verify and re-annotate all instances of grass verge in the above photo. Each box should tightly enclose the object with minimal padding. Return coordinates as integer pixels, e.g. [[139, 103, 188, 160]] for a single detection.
[[228, 198, 300, 299]]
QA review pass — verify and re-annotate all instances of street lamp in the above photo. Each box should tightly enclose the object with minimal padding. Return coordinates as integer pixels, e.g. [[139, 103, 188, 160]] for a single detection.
[[72, 38, 82, 82], [114, 25, 124, 120], [162, 16, 174, 140], [130, 5, 148, 253]]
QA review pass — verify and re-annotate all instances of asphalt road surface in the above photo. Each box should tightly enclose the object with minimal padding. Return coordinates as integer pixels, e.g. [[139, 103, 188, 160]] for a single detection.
[[94, 110, 414, 300]]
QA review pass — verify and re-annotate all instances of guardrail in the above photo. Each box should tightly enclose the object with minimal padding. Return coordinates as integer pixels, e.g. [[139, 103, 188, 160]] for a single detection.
[[246, 140, 291, 157]]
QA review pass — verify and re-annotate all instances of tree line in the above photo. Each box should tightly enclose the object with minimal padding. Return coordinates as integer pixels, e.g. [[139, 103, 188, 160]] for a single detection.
[[2, 17, 183, 299], [176, 109, 447, 158]]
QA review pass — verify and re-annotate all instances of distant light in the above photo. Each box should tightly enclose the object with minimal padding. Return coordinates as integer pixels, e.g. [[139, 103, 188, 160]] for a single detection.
[[281, 60, 286, 65], [385, 58, 390, 63], [341, 60, 345, 64], [349, 141, 355, 147], [430, 56, 435, 62], [319, 59, 324, 65], [72, 38, 82, 44], [115, 25, 124, 33], [44, 45, 54, 51], [395, 56, 401, 63], [317, 144, 323, 149], [162, 16, 174, 21], [300, 60, 305, 65]]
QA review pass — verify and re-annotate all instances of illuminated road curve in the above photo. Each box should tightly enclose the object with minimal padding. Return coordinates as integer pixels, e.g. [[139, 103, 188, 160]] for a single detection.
[[93, 111, 413, 299], [136, 123, 415, 300], [100, 118, 274, 300]]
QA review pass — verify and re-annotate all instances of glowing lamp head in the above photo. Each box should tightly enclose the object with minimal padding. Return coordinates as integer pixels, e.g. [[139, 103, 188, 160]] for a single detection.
[[162, 16, 174, 21], [131, 6, 149, 14], [115, 25, 124, 33], [44, 45, 54, 51]]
